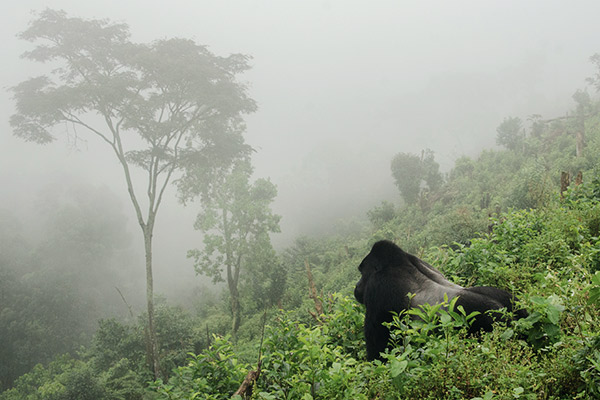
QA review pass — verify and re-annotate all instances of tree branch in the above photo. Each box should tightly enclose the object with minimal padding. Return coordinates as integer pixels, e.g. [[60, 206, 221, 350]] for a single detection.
[[62, 113, 113, 146]]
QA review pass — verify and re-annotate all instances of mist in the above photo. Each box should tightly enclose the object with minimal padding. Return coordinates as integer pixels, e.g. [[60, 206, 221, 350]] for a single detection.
[[1, 0, 599, 307]]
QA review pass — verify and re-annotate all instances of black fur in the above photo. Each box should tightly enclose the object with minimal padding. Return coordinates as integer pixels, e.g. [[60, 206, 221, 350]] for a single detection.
[[354, 240, 527, 360]]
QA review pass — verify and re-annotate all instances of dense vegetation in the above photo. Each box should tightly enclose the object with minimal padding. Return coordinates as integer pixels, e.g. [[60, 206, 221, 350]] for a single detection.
[[3, 16, 600, 397], [144, 174, 600, 399]]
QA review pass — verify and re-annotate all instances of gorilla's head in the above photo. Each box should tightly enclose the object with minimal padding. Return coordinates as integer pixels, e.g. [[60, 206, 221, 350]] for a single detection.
[[354, 240, 403, 305]]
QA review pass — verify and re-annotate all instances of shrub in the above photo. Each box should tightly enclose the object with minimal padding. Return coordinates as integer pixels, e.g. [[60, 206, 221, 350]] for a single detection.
[[150, 336, 247, 400]]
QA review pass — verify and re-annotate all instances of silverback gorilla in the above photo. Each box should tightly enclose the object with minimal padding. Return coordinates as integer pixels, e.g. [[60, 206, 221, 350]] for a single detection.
[[354, 240, 527, 360]]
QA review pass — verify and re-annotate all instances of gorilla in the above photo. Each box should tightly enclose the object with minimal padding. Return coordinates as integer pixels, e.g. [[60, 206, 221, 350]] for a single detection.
[[354, 240, 527, 360]]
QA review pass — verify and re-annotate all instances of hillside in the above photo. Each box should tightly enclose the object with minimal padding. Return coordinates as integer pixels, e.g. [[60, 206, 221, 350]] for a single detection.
[[2, 86, 600, 399]]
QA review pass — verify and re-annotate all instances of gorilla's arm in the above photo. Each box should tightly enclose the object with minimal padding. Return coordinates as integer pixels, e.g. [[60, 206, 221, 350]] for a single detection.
[[362, 268, 411, 360]]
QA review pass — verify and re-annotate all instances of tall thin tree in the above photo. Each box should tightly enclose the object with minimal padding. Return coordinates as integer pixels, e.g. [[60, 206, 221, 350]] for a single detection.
[[183, 158, 281, 337], [10, 9, 255, 378]]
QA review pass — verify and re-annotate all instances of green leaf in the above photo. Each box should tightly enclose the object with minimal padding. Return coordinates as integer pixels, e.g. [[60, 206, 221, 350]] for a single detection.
[[592, 271, 600, 285], [440, 312, 452, 324], [530, 296, 548, 306], [543, 323, 561, 338], [389, 359, 408, 378], [588, 287, 600, 305], [500, 328, 514, 341], [471, 390, 495, 400], [546, 304, 561, 325]]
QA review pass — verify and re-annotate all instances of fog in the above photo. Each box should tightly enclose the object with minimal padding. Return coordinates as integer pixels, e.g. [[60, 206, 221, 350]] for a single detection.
[[1, 0, 599, 305]]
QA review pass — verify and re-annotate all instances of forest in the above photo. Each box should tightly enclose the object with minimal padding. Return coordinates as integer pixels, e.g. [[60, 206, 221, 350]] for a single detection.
[[2, 9, 600, 400]]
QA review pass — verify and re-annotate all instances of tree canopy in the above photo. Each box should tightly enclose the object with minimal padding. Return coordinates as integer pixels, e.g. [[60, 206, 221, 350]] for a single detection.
[[496, 116, 523, 151], [390, 149, 443, 205]]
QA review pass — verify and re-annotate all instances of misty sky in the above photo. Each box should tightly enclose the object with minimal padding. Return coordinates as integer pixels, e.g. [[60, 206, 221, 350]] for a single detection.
[[2, 1, 600, 298]]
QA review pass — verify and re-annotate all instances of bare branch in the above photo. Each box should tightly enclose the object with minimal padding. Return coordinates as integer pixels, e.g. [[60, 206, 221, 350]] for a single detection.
[[62, 112, 113, 146]]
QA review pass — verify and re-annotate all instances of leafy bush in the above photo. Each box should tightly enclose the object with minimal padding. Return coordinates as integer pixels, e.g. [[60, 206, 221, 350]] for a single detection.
[[572, 335, 600, 397], [258, 302, 365, 399], [0, 356, 108, 400], [514, 295, 564, 350], [150, 336, 247, 400]]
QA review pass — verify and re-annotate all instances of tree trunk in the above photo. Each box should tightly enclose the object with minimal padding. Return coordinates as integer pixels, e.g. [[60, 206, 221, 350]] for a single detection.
[[575, 102, 586, 157], [560, 172, 570, 199], [222, 210, 241, 337], [230, 282, 241, 337], [575, 171, 583, 186], [143, 226, 161, 380], [575, 129, 585, 157], [233, 362, 261, 399]]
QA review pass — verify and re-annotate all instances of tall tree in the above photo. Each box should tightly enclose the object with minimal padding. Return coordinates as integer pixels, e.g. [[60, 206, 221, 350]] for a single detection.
[[10, 9, 255, 379], [390, 152, 423, 205], [496, 116, 523, 151], [184, 158, 281, 337], [572, 89, 592, 157], [421, 149, 443, 193], [391, 149, 443, 205]]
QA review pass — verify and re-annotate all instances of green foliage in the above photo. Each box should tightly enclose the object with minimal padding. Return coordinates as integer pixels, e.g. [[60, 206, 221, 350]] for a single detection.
[[239, 185, 600, 398], [7, 178, 600, 399], [496, 116, 524, 151], [373, 92, 600, 258], [588, 272, 600, 305], [90, 319, 144, 375], [587, 53, 600, 91], [186, 158, 282, 336], [506, 157, 552, 209], [0, 356, 108, 400], [390, 149, 443, 205], [572, 335, 600, 397], [150, 336, 247, 400], [1, 302, 204, 400], [514, 295, 565, 350], [373, 298, 554, 399], [367, 201, 396, 229], [13, 9, 256, 150], [145, 295, 369, 399], [90, 303, 204, 384], [257, 297, 371, 399], [0, 182, 135, 391], [147, 273, 597, 399], [278, 236, 364, 315], [390, 152, 422, 205]]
